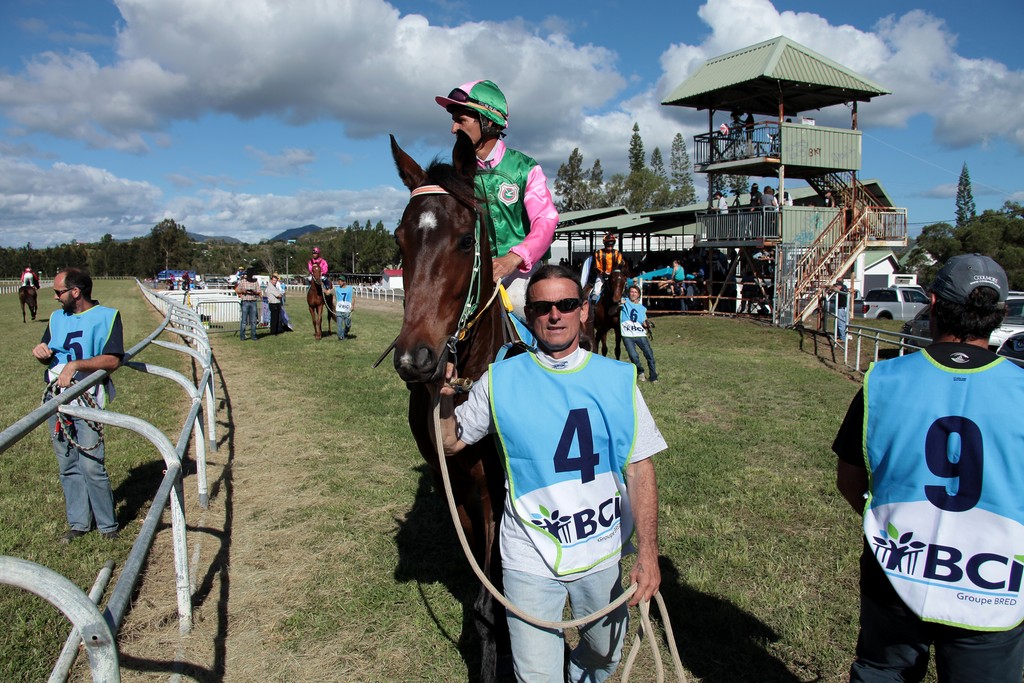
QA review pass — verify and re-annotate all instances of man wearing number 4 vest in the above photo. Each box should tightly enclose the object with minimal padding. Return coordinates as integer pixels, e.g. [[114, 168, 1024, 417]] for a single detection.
[[436, 265, 665, 683], [32, 268, 124, 544], [834, 253, 1024, 682]]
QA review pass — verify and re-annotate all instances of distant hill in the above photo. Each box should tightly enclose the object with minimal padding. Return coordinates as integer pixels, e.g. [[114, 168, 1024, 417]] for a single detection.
[[187, 231, 242, 244], [270, 224, 322, 242]]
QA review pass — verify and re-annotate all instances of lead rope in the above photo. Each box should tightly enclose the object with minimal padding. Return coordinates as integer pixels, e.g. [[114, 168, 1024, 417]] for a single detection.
[[43, 378, 104, 452], [429, 397, 687, 682]]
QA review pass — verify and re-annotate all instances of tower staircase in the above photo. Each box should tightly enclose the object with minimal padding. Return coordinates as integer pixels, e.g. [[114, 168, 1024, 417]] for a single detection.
[[779, 176, 906, 325]]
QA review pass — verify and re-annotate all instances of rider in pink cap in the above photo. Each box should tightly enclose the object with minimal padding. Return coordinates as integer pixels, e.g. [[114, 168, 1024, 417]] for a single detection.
[[435, 80, 558, 319], [307, 247, 329, 282]]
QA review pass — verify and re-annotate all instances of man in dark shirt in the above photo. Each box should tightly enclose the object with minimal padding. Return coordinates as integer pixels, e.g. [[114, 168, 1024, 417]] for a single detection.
[[834, 254, 1024, 682]]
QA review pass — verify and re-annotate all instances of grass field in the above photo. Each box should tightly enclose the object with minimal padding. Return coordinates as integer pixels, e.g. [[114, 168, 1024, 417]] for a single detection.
[[0, 282, 937, 682]]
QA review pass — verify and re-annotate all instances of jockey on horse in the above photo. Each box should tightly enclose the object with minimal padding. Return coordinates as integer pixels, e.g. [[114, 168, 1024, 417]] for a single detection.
[[435, 79, 558, 322], [21, 266, 40, 290], [585, 232, 627, 303], [307, 247, 330, 290]]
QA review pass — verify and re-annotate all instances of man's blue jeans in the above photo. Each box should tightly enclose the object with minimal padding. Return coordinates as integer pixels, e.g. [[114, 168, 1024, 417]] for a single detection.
[[623, 335, 658, 381], [49, 415, 117, 534], [837, 308, 849, 342], [240, 300, 258, 340], [504, 565, 627, 682], [335, 312, 351, 339]]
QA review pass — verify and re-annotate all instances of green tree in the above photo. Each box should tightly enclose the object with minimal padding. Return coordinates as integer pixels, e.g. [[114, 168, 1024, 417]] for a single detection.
[[554, 148, 590, 212], [911, 202, 1024, 289], [727, 175, 751, 206], [955, 162, 977, 228], [627, 122, 645, 174], [588, 160, 606, 207], [146, 219, 193, 276], [669, 133, 697, 207]]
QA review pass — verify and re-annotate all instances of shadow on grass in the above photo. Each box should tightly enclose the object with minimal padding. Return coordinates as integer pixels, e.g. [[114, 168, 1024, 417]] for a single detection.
[[393, 464, 514, 683], [118, 352, 235, 682], [658, 557, 810, 682]]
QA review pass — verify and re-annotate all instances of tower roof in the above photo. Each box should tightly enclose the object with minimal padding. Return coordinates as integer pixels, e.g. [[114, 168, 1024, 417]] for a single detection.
[[662, 35, 890, 116]]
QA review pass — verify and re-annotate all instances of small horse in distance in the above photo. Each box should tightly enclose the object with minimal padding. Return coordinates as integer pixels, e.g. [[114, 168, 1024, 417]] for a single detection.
[[588, 269, 627, 359], [306, 263, 334, 340], [390, 131, 510, 683], [19, 285, 38, 323]]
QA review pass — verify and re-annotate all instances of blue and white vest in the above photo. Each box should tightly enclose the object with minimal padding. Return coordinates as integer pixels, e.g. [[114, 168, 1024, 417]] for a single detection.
[[333, 285, 353, 313], [490, 352, 637, 576], [44, 305, 122, 406], [864, 350, 1024, 629], [620, 300, 647, 338]]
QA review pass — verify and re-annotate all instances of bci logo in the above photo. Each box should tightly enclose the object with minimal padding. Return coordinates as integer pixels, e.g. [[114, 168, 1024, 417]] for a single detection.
[[874, 524, 1024, 592], [532, 494, 621, 544]]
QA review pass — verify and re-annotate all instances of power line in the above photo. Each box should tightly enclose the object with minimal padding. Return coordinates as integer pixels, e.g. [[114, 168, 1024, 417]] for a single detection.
[[862, 131, 1012, 199]]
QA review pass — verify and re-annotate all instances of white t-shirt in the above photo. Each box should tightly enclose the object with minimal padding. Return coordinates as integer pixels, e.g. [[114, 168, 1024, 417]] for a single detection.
[[454, 346, 668, 577]]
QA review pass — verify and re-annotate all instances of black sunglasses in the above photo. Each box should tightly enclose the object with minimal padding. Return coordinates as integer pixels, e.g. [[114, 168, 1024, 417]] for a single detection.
[[53, 287, 75, 297], [525, 298, 582, 315]]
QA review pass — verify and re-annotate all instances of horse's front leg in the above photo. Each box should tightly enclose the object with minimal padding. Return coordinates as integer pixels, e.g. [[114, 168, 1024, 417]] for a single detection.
[[310, 306, 321, 340]]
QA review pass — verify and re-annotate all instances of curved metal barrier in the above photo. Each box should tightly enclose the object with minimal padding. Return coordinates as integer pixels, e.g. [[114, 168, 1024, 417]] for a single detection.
[[0, 280, 218, 681]]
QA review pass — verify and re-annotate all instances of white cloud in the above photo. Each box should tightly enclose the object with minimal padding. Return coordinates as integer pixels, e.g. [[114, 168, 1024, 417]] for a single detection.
[[0, 0, 1019, 247], [245, 146, 317, 177]]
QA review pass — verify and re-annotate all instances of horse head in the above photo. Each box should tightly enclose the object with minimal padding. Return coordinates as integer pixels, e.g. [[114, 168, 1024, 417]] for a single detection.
[[390, 132, 493, 383], [603, 270, 628, 315]]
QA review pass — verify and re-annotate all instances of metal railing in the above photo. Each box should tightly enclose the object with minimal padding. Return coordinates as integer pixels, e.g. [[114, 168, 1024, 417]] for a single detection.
[[693, 122, 780, 166], [806, 315, 1024, 375], [0, 280, 218, 681], [698, 208, 781, 242]]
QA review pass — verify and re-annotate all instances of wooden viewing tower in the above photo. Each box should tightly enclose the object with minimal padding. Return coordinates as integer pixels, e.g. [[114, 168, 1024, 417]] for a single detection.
[[661, 36, 908, 325]]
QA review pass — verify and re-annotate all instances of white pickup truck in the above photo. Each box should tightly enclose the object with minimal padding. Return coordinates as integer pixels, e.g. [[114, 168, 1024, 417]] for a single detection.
[[862, 286, 929, 321]]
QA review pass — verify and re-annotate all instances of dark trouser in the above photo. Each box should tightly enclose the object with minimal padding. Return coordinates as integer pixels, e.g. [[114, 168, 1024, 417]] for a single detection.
[[623, 335, 657, 381], [850, 593, 1024, 683], [269, 302, 282, 334]]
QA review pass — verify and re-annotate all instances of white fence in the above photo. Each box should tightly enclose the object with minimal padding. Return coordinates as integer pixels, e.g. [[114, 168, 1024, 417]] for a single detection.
[[0, 279, 53, 295], [0, 281, 218, 681], [150, 283, 404, 335]]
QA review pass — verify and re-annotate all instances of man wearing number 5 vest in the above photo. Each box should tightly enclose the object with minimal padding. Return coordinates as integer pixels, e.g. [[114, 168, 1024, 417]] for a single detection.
[[834, 253, 1024, 682], [32, 268, 124, 544], [435, 264, 666, 682]]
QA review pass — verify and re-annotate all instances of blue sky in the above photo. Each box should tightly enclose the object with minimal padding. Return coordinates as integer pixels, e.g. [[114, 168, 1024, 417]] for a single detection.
[[0, 0, 1021, 247]]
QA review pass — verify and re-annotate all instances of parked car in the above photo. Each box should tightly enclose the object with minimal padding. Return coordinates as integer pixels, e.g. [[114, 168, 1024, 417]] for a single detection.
[[862, 286, 929, 321], [998, 331, 1024, 362], [988, 293, 1024, 349], [900, 304, 931, 348]]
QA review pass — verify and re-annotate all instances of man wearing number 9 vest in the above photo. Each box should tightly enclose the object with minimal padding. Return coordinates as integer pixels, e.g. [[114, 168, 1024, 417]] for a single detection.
[[435, 264, 666, 682], [834, 253, 1024, 682]]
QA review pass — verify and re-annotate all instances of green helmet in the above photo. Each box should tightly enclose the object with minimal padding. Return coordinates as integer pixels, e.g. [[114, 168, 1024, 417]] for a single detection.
[[435, 79, 509, 129]]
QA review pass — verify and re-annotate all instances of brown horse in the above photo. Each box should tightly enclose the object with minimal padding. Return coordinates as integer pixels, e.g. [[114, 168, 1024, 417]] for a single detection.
[[390, 132, 509, 682], [305, 264, 334, 340], [19, 286, 37, 323], [587, 269, 627, 359]]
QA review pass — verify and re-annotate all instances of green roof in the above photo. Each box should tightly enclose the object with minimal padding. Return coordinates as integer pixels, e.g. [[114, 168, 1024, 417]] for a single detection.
[[662, 36, 890, 116]]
